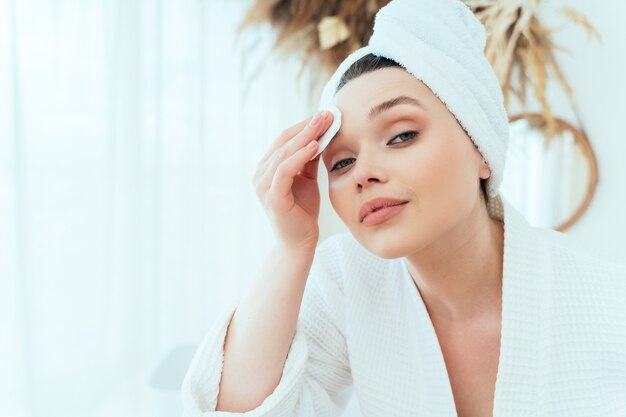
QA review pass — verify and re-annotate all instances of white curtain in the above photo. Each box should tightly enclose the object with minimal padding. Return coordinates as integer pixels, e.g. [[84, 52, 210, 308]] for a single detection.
[[0, 1, 329, 416]]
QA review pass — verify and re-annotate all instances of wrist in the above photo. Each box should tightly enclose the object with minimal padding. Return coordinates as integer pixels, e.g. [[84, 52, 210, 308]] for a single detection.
[[274, 240, 317, 259]]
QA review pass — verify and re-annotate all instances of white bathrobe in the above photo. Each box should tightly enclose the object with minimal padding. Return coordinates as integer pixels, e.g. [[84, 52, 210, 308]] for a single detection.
[[181, 196, 626, 416]]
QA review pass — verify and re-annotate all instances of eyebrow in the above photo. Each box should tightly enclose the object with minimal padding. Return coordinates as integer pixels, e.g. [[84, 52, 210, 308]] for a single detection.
[[368, 95, 425, 120]]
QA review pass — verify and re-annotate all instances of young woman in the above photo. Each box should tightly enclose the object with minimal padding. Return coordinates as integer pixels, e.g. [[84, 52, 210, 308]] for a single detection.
[[182, 1, 626, 416]]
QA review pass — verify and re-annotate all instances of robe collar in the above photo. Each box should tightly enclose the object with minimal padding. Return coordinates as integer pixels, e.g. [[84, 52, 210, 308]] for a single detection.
[[398, 195, 550, 416]]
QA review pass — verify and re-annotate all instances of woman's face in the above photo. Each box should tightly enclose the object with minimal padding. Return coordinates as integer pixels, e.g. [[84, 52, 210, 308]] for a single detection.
[[321, 67, 492, 259]]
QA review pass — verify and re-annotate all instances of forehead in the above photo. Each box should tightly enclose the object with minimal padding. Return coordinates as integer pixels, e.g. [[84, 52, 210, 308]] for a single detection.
[[333, 66, 429, 109]]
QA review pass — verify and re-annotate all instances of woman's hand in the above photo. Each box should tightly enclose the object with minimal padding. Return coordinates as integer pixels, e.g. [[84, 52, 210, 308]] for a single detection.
[[253, 111, 334, 253]]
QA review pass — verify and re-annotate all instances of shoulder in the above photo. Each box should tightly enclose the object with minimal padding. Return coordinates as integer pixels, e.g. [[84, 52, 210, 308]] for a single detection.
[[306, 233, 355, 295], [312, 232, 394, 290], [534, 226, 626, 309], [316, 231, 367, 252], [537, 226, 626, 274], [314, 231, 379, 268]]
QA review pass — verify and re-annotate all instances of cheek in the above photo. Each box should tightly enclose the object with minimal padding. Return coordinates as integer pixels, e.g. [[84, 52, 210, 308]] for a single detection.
[[431, 137, 478, 202], [395, 142, 443, 191], [328, 181, 347, 218], [402, 136, 475, 215]]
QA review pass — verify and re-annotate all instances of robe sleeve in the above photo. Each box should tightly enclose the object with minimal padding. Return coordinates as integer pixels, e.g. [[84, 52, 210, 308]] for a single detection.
[[181, 236, 354, 417]]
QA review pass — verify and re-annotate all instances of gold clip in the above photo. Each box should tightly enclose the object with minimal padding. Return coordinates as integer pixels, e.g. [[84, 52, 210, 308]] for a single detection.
[[317, 16, 351, 50]]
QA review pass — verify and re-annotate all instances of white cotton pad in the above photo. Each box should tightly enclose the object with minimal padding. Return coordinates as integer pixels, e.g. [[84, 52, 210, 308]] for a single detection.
[[310, 104, 342, 161]]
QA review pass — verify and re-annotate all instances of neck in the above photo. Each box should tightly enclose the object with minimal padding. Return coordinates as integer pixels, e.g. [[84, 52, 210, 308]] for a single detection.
[[404, 199, 504, 324]]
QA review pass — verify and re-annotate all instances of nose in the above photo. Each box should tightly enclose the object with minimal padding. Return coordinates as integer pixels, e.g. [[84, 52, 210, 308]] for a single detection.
[[351, 151, 387, 191]]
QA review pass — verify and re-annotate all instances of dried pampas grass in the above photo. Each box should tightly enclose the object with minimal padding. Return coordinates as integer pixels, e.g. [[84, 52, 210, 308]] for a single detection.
[[236, 0, 391, 82], [462, 0, 601, 141], [236, 0, 600, 142]]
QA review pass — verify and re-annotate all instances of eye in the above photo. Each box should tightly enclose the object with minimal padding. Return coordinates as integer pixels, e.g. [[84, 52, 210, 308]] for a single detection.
[[387, 131, 418, 145], [329, 131, 419, 172]]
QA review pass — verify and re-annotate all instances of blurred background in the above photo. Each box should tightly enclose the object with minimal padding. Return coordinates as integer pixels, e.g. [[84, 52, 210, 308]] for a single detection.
[[1, 0, 624, 416]]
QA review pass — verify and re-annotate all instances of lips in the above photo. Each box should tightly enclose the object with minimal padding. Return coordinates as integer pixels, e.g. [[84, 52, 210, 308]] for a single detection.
[[359, 197, 409, 223]]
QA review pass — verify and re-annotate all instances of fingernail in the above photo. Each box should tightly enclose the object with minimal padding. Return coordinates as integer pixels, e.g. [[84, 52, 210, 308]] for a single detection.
[[308, 111, 327, 128]]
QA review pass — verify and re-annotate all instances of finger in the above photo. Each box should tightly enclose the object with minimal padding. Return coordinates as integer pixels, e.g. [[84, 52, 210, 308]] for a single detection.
[[255, 112, 329, 190], [269, 139, 320, 202], [297, 148, 322, 181], [259, 116, 314, 164], [253, 117, 312, 190], [283, 111, 333, 160], [262, 112, 332, 180], [259, 110, 332, 167]]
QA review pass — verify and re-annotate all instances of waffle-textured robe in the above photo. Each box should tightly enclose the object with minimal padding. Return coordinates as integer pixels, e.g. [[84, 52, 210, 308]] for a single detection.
[[181, 197, 626, 416]]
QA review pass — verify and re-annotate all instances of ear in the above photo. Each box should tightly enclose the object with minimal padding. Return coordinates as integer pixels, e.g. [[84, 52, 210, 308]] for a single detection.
[[479, 159, 492, 180]]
